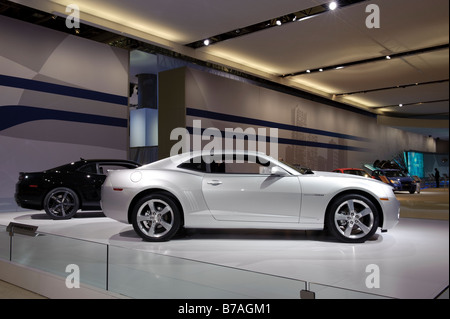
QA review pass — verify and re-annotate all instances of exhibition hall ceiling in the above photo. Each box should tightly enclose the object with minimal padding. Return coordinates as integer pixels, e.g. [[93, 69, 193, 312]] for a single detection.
[[3, 0, 449, 140]]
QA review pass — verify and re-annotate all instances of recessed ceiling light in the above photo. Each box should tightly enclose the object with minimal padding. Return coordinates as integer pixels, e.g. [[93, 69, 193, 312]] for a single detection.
[[203, 39, 210, 46], [329, 2, 338, 10]]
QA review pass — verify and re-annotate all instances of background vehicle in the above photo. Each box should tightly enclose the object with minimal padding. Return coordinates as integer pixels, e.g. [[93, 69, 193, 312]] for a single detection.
[[371, 169, 417, 194], [333, 168, 371, 178], [101, 151, 400, 244], [15, 159, 140, 219]]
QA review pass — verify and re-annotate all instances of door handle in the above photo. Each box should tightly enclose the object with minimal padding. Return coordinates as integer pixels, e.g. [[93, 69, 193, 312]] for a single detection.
[[207, 180, 223, 186]]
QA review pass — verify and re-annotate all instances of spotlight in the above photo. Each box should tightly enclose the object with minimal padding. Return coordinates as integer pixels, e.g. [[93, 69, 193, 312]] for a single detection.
[[203, 39, 210, 46], [276, 20, 282, 26], [329, 2, 338, 10], [399, 104, 403, 107], [386, 56, 391, 60]]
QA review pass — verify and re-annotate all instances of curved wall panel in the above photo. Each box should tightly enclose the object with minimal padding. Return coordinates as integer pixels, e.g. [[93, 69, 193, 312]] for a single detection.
[[0, 16, 129, 211]]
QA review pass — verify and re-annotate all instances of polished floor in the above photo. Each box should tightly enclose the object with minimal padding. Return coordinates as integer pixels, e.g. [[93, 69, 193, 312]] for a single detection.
[[0, 188, 448, 299], [0, 280, 46, 299]]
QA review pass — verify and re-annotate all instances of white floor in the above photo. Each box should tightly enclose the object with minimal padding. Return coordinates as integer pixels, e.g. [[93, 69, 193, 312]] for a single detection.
[[0, 210, 448, 299]]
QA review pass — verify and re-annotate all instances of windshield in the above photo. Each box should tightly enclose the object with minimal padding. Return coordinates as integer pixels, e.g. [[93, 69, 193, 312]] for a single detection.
[[281, 162, 314, 175], [384, 170, 407, 177], [345, 169, 367, 176]]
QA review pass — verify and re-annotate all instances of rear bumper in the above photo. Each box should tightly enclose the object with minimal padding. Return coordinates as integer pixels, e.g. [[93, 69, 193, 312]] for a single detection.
[[15, 184, 43, 210], [101, 182, 134, 224]]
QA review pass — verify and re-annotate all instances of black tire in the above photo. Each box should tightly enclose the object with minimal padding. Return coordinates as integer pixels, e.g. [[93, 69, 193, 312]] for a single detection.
[[131, 193, 181, 242], [44, 187, 80, 220], [326, 194, 379, 243]]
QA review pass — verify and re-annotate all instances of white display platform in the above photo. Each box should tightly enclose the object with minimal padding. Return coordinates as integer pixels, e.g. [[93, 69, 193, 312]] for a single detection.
[[0, 210, 448, 299]]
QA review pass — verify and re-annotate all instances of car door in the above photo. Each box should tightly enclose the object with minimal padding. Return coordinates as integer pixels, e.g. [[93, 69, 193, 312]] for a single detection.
[[202, 157, 301, 223], [75, 163, 106, 206]]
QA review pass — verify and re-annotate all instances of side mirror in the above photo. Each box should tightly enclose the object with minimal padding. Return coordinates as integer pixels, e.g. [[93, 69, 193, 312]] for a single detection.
[[270, 166, 289, 176]]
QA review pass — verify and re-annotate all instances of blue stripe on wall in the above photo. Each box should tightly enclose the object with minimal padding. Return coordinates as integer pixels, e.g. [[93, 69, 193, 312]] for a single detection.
[[186, 126, 369, 152], [0, 74, 128, 105], [186, 108, 371, 143], [0, 105, 128, 132]]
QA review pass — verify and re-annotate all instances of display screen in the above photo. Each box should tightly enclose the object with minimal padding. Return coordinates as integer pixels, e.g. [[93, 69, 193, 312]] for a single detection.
[[406, 152, 424, 178]]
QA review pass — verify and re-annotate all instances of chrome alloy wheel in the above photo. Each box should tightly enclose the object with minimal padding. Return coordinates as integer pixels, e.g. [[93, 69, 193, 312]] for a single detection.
[[333, 199, 375, 240], [136, 199, 175, 239]]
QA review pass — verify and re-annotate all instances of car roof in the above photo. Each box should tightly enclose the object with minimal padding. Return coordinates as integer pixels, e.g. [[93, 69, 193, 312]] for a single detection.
[[49, 159, 140, 171]]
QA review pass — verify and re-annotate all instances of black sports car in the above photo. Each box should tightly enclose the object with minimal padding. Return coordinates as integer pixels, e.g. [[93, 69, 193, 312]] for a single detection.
[[15, 159, 140, 219]]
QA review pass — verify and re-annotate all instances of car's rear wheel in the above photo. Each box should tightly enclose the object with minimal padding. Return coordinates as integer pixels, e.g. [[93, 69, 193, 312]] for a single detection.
[[326, 194, 379, 243], [131, 193, 181, 242], [44, 187, 80, 220]]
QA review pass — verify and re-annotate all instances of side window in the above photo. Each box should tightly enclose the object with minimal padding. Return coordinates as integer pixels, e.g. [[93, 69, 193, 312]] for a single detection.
[[211, 155, 272, 175], [178, 155, 273, 175], [78, 163, 97, 174], [178, 157, 207, 173]]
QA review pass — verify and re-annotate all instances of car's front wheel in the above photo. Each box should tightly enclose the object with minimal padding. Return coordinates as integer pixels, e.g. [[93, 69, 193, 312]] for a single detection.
[[326, 194, 379, 243], [44, 187, 80, 220], [131, 193, 181, 242]]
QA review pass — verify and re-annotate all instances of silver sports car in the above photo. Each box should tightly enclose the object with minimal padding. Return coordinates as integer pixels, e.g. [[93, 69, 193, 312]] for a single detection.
[[101, 151, 400, 243]]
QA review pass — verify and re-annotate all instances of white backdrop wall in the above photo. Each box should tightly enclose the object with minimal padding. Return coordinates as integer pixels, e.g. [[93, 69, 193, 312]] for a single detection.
[[162, 67, 435, 169], [0, 16, 129, 211]]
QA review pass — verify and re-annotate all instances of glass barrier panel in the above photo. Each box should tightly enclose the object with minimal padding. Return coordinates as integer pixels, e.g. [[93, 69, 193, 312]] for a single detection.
[[309, 282, 393, 299], [0, 225, 9, 261], [11, 233, 108, 290], [108, 245, 306, 299]]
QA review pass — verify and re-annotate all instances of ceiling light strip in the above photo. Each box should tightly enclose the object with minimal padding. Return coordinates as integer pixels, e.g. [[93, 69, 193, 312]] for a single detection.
[[372, 99, 449, 110], [186, 0, 368, 49], [282, 44, 449, 78], [335, 79, 450, 97]]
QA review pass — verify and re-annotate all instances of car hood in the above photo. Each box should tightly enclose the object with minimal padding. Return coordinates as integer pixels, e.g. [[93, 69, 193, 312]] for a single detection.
[[312, 171, 366, 179], [312, 170, 386, 184], [388, 176, 414, 181]]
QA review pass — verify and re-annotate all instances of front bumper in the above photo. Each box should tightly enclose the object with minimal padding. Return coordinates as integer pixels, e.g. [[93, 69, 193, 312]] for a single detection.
[[381, 195, 401, 230]]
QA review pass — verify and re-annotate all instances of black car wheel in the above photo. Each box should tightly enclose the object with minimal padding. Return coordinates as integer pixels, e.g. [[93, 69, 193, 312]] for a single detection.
[[132, 193, 181, 242], [326, 194, 379, 243], [44, 187, 80, 220]]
